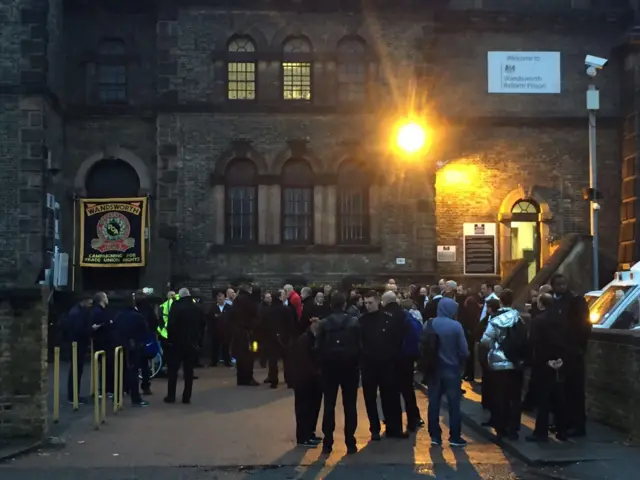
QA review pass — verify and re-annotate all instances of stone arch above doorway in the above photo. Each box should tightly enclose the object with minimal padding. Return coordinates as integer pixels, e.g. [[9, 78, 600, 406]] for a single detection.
[[498, 186, 554, 276], [74, 147, 151, 196]]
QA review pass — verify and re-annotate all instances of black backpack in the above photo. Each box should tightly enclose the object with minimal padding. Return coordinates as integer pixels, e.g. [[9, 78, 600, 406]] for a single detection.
[[500, 317, 528, 366], [321, 313, 358, 361], [420, 319, 440, 377]]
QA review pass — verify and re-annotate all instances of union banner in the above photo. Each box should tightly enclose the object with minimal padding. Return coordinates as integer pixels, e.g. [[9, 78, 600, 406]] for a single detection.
[[79, 197, 147, 268]]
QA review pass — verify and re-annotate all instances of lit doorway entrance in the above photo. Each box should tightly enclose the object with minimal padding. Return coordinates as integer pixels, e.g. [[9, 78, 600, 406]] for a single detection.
[[509, 200, 541, 283]]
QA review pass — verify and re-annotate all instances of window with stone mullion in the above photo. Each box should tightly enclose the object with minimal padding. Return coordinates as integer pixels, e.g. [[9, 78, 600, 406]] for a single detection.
[[282, 187, 313, 244]]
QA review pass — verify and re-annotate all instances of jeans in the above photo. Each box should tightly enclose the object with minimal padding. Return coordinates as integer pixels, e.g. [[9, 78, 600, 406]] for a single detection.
[[491, 369, 522, 435], [166, 345, 196, 402], [427, 367, 463, 441], [361, 363, 401, 434]]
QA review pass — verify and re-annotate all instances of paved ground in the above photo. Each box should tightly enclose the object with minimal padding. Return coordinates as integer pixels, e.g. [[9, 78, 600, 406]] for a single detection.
[[1, 364, 550, 479]]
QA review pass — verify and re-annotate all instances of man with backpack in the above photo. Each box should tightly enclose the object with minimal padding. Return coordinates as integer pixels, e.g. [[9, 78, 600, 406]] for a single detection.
[[422, 297, 469, 447], [480, 289, 527, 440], [315, 292, 361, 455]]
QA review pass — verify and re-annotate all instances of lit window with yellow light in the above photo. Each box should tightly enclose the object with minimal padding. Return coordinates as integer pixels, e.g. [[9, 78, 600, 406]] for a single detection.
[[227, 37, 257, 101], [282, 37, 313, 101]]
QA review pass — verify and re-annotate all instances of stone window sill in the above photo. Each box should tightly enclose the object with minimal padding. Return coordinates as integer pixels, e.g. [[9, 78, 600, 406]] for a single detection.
[[208, 244, 382, 255]]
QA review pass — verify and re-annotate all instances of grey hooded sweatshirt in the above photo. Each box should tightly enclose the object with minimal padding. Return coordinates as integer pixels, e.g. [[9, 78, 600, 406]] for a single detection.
[[480, 307, 520, 371]]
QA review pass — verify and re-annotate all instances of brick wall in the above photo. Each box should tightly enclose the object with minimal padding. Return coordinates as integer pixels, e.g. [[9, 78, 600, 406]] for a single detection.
[[586, 329, 640, 441], [0, 288, 48, 442]]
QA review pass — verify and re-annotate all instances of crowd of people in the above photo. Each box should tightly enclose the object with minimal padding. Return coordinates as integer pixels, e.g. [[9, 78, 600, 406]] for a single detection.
[[61, 273, 591, 452]]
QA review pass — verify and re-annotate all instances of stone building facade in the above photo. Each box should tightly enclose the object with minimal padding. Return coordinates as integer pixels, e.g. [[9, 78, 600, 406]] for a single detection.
[[0, 0, 636, 292]]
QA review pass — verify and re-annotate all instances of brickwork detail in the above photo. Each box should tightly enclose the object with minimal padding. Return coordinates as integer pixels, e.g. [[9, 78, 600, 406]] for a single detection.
[[0, 289, 48, 441]]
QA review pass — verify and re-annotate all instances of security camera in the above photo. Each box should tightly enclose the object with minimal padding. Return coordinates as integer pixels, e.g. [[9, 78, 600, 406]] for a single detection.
[[585, 55, 608, 77]]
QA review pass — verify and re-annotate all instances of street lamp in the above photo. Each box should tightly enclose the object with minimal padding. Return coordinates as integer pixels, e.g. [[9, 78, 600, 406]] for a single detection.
[[394, 120, 428, 155]]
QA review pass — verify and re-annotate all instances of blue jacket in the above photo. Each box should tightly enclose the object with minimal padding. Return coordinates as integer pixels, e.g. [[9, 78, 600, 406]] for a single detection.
[[89, 305, 112, 348], [66, 304, 92, 344], [431, 298, 469, 369], [113, 307, 150, 351]]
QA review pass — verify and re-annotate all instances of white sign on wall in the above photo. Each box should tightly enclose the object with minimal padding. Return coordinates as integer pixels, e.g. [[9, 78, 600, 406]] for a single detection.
[[437, 246, 456, 263], [487, 52, 561, 94]]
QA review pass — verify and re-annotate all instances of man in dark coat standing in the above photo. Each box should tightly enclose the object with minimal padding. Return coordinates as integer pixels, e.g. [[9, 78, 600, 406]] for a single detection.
[[164, 288, 203, 404], [263, 290, 295, 388], [90, 292, 114, 397], [65, 296, 93, 404], [230, 284, 259, 386], [549, 274, 591, 437]]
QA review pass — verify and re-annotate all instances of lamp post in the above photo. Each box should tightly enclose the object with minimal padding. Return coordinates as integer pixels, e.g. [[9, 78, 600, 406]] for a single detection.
[[585, 59, 604, 291]]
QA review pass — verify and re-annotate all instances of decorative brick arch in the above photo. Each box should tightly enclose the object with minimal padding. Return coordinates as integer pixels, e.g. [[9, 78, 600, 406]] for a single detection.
[[271, 141, 325, 175], [498, 186, 554, 273], [222, 26, 269, 52], [213, 141, 269, 177], [74, 147, 151, 196], [270, 28, 319, 52]]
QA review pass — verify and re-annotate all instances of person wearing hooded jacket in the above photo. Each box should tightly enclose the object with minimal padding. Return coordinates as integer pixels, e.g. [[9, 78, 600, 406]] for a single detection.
[[427, 297, 469, 447], [480, 289, 523, 440]]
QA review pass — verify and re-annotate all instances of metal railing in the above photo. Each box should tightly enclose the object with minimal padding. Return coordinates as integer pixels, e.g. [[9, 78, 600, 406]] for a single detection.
[[93, 350, 107, 429], [114, 346, 124, 414]]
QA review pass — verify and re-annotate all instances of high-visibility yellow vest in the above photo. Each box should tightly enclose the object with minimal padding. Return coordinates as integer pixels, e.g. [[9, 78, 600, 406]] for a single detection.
[[158, 295, 179, 339]]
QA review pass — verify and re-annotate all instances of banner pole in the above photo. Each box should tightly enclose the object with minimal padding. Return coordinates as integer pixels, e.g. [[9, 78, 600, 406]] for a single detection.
[[147, 195, 151, 253]]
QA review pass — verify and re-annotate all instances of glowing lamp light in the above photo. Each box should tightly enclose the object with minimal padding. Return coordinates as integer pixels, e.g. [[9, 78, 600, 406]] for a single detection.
[[589, 311, 600, 324], [396, 121, 427, 154]]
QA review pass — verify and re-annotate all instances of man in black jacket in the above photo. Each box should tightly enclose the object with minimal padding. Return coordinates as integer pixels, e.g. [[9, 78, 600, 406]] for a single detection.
[[164, 288, 203, 404], [264, 290, 295, 388], [90, 292, 114, 397], [316, 292, 361, 455], [549, 274, 591, 437], [380, 291, 411, 438], [360, 290, 406, 441], [527, 293, 569, 442], [114, 292, 150, 407], [230, 284, 259, 386], [291, 318, 323, 447], [423, 285, 443, 322], [65, 296, 93, 404], [207, 290, 232, 367]]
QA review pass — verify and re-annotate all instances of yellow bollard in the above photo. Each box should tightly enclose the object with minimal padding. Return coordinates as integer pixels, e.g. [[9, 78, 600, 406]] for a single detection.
[[71, 341, 79, 411], [53, 346, 60, 423], [93, 350, 107, 429], [90, 340, 94, 396], [114, 346, 124, 413]]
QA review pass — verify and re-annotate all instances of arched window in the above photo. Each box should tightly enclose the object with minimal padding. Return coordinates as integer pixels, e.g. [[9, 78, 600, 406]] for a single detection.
[[281, 159, 314, 243], [282, 37, 312, 101], [511, 200, 539, 214], [97, 38, 127, 104], [225, 159, 258, 244], [337, 37, 367, 103], [337, 162, 370, 244], [227, 36, 257, 100]]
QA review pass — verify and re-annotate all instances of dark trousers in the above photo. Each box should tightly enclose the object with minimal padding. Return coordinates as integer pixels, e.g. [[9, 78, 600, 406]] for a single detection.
[[533, 366, 567, 438], [166, 345, 196, 402], [267, 339, 291, 385], [294, 378, 323, 443], [491, 369, 523, 435], [125, 349, 142, 404], [209, 323, 231, 365], [397, 357, 421, 427], [463, 337, 475, 380], [478, 346, 493, 411], [321, 362, 359, 449], [67, 341, 87, 401], [236, 350, 255, 384], [564, 356, 587, 432], [361, 363, 401, 434], [522, 367, 538, 410], [139, 349, 151, 392]]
